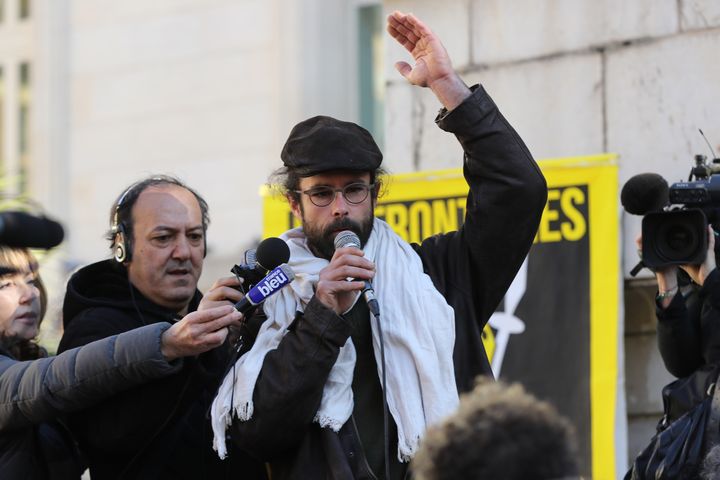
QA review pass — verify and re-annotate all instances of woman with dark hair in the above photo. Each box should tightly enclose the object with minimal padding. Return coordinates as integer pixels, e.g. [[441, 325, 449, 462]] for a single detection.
[[0, 248, 49, 361], [0, 246, 243, 479]]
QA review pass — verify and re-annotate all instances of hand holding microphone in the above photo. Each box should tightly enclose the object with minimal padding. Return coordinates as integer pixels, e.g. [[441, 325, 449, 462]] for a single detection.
[[199, 237, 291, 312], [160, 305, 244, 360], [234, 264, 295, 314], [316, 230, 378, 316], [231, 237, 291, 288]]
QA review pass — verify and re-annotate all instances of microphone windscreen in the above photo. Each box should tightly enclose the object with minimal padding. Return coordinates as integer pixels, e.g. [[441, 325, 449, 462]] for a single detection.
[[621, 173, 669, 215], [255, 237, 290, 271], [333, 230, 360, 250], [0, 211, 65, 249]]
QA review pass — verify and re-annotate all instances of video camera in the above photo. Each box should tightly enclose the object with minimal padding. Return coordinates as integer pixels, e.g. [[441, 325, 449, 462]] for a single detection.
[[623, 154, 720, 271]]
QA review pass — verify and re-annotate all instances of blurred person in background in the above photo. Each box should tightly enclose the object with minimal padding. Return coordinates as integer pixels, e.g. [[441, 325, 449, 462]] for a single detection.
[[0, 245, 245, 479], [411, 378, 581, 480]]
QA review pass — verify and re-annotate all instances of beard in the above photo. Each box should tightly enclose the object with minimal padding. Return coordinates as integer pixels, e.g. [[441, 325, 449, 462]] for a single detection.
[[302, 212, 374, 260]]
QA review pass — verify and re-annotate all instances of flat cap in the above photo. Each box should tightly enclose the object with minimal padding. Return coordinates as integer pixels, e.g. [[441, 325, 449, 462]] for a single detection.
[[281, 116, 382, 176]]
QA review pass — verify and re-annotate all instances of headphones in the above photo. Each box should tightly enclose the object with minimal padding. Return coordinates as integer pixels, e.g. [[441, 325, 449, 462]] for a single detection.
[[111, 183, 137, 263], [111, 179, 208, 264]]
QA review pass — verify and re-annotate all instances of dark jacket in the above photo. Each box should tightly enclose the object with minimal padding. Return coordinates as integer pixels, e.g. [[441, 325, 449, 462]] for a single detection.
[[230, 85, 548, 479], [0, 323, 182, 480], [656, 268, 720, 378], [58, 260, 266, 480]]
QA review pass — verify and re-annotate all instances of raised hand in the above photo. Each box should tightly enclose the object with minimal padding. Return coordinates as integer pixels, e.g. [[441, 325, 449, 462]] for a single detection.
[[160, 305, 243, 360], [387, 11, 470, 110]]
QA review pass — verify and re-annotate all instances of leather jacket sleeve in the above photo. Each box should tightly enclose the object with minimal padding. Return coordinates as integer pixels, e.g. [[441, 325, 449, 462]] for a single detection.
[[415, 85, 547, 329]]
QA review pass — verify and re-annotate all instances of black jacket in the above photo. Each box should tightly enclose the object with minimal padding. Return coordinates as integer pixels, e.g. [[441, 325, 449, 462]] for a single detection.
[[58, 260, 266, 480], [230, 85, 548, 479], [0, 323, 183, 480], [657, 268, 720, 378]]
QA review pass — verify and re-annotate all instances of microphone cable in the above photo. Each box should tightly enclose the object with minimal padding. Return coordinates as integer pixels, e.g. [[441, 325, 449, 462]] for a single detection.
[[332, 231, 389, 477], [371, 306, 391, 480]]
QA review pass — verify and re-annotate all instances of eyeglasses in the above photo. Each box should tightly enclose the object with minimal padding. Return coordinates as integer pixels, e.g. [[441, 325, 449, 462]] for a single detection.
[[295, 183, 375, 207]]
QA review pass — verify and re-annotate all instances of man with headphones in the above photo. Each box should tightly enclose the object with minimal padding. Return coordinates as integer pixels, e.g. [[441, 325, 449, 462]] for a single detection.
[[58, 176, 267, 479]]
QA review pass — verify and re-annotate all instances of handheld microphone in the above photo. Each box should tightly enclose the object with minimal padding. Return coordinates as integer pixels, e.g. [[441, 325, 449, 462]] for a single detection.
[[234, 264, 295, 314], [621, 173, 669, 215], [0, 211, 65, 249], [231, 237, 291, 288], [333, 230, 380, 317]]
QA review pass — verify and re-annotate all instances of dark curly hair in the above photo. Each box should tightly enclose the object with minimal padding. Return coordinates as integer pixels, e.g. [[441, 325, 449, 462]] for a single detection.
[[412, 377, 580, 480]]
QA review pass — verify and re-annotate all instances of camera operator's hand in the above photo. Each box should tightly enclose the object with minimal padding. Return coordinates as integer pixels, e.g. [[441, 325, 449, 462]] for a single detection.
[[636, 234, 679, 308], [680, 225, 717, 287]]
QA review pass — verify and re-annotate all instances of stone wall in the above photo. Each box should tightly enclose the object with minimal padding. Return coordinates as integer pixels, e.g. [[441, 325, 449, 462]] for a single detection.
[[384, 0, 720, 471]]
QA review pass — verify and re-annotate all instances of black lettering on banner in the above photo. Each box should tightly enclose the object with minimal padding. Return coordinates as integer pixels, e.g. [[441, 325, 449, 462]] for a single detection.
[[375, 197, 467, 243]]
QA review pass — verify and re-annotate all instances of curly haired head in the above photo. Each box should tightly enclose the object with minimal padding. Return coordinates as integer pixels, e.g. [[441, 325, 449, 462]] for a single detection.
[[702, 445, 720, 480], [412, 378, 580, 480]]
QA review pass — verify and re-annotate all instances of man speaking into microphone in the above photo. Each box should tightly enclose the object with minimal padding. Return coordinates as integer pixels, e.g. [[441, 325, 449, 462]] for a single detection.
[[210, 11, 547, 480]]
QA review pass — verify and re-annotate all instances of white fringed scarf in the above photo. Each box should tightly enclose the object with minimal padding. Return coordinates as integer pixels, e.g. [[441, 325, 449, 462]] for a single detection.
[[211, 219, 459, 461]]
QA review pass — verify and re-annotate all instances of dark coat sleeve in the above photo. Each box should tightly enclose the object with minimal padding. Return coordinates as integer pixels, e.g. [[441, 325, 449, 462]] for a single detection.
[[414, 85, 546, 323], [57, 307, 231, 461], [412, 85, 546, 389], [231, 297, 355, 459], [0, 322, 181, 430]]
